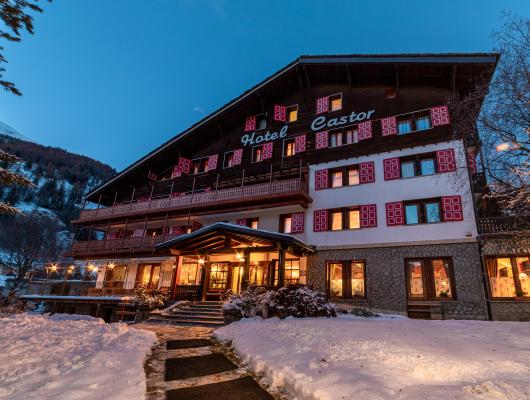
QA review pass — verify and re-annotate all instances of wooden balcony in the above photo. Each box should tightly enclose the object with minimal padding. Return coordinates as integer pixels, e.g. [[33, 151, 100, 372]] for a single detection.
[[478, 216, 530, 235], [67, 234, 181, 258], [76, 177, 311, 223]]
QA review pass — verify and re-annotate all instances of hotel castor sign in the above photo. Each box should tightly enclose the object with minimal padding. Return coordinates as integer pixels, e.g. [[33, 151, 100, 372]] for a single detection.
[[240, 109, 375, 146]]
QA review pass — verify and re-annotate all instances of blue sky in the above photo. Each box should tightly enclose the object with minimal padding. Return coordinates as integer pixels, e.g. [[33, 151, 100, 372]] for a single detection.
[[0, 0, 528, 170]]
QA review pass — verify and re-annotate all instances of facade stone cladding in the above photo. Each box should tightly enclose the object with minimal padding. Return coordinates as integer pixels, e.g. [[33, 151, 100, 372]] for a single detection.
[[481, 236, 530, 321], [306, 241, 488, 319]]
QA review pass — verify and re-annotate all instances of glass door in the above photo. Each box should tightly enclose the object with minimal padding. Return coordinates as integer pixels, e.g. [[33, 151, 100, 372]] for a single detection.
[[407, 260, 426, 299], [136, 264, 161, 289], [231, 265, 243, 293]]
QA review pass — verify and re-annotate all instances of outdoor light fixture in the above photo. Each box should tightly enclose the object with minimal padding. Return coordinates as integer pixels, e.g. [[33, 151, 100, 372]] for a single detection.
[[236, 252, 244, 260], [198, 258, 205, 265], [50, 264, 57, 272], [172, 265, 177, 270], [108, 262, 115, 269]]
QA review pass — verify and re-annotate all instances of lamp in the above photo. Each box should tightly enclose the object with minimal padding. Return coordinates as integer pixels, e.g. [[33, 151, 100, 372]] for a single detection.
[[198, 258, 205, 265]]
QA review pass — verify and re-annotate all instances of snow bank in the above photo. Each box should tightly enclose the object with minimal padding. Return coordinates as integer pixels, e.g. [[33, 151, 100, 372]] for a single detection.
[[0, 313, 156, 400], [215, 316, 530, 400]]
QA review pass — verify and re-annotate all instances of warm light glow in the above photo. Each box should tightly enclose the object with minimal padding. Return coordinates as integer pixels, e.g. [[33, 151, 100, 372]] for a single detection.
[[108, 262, 115, 269], [198, 258, 205, 265], [172, 265, 177, 270], [50, 264, 57, 272], [520, 272, 528, 279], [236, 252, 244, 260], [68, 265, 74, 271]]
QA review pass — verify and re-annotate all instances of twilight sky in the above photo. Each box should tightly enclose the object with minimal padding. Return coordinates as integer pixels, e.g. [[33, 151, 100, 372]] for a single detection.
[[0, 0, 528, 170]]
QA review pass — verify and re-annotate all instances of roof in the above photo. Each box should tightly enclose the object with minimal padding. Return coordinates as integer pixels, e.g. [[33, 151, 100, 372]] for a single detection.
[[86, 53, 499, 201], [154, 222, 315, 254]]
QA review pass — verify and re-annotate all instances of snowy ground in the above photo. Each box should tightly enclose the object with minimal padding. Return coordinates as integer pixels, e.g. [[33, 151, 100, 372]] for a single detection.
[[215, 316, 530, 400], [0, 314, 156, 400]]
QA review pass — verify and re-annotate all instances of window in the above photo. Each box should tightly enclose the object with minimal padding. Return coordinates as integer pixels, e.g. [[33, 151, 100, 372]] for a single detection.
[[401, 160, 416, 178], [280, 215, 292, 233], [256, 114, 267, 130], [420, 157, 436, 175], [415, 115, 431, 131], [486, 256, 530, 298], [224, 152, 235, 168], [405, 204, 420, 224], [407, 258, 454, 300], [284, 139, 295, 157], [250, 218, 259, 229], [191, 157, 209, 174], [239, 217, 259, 229], [252, 146, 263, 162], [284, 259, 301, 285], [348, 168, 360, 185], [348, 209, 361, 229], [331, 170, 343, 188], [331, 211, 343, 231], [103, 265, 127, 288], [330, 131, 342, 147], [345, 128, 358, 144], [329, 128, 359, 148], [398, 153, 437, 178], [208, 263, 229, 290], [329, 208, 361, 231], [286, 105, 298, 123], [404, 198, 442, 225], [178, 262, 199, 285], [330, 93, 342, 111], [398, 119, 412, 134], [327, 261, 366, 299], [136, 264, 161, 289]]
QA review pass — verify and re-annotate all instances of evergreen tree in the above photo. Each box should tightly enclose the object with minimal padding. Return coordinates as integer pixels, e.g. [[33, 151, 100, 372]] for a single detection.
[[0, 149, 33, 213]]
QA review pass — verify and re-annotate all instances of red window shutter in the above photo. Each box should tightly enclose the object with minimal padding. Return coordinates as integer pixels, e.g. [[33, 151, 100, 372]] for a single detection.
[[291, 212, 305, 233], [274, 105, 286, 122], [386, 202, 404, 226], [313, 209, 328, 231], [436, 149, 456, 172], [381, 116, 397, 136], [316, 96, 329, 114], [442, 196, 463, 222], [244, 116, 256, 132], [236, 219, 247, 226], [294, 134, 306, 153], [147, 169, 157, 181], [467, 150, 477, 173], [315, 131, 329, 149], [262, 142, 273, 159], [207, 154, 218, 171], [314, 169, 329, 190], [360, 204, 377, 228], [358, 121, 373, 140], [232, 148, 243, 165], [383, 157, 400, 180], [359, 161, 375, 184], [430, 105, 450, 126], [178, 157, 191, 174]]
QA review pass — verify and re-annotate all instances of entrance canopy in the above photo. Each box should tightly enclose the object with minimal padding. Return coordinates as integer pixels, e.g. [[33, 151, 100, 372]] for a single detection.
[[154, 222, 315, 256]]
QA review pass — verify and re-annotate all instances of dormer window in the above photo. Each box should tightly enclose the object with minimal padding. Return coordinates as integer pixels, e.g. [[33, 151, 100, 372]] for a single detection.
[[191, 157, 209, 174], [287, 105, 298, 122], [256, 114, 267, 130]]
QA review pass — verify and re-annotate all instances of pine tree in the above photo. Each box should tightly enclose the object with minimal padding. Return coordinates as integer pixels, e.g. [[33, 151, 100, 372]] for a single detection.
[[0, 149, 34, 214]]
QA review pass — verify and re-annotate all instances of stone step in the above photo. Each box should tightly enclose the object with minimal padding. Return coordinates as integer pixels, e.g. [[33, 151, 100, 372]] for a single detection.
[[181, 307, 223, 313], [171, 309, 222, 316], [148, 317, 224, 327], [165, 313, 224, 322], [186, 304, 223, 310]]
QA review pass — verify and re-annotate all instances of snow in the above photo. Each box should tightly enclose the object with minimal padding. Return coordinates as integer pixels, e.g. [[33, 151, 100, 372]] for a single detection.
[[0, 121, 32, 142], [214, 316, 530, 400], [0, 313, 156, 400]]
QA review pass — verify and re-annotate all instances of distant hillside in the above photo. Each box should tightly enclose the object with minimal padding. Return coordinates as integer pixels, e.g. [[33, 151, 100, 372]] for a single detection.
[[0, 131, 116, 228]]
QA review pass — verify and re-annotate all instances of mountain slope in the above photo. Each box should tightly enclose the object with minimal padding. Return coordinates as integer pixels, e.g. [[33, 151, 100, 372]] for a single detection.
[[0, 131, 116, 228]]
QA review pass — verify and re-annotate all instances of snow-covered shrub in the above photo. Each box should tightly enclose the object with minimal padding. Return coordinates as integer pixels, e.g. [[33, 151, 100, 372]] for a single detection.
[[223, 284, 269, 318], [134, 285, 167, 310], [223, 284, 336, 319], [265, 285, 336, 318]]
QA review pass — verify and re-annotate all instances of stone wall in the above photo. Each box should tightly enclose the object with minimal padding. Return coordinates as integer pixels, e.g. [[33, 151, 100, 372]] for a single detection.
[[481, 237, 530, 256], [306, 242, 487, 319], [490, 301, 530, 321]]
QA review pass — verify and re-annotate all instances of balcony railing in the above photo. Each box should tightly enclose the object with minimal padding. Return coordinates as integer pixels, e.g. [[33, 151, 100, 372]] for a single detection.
[[78, 177, 308, 221], [478, 216, 530, 234], [69, 234, 181, 257]]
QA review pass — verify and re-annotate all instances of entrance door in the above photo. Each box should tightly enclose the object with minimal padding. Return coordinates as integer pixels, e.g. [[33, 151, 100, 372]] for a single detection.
[[208, 262, 229, 291], [231, 264, 243, 293], [406, 258, 454, 300]]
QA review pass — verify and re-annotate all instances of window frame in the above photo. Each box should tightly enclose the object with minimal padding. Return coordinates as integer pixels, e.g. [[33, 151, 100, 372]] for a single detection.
[[403, 198, 442, 225], [279, 214, 293, 233], [399, 153, 438, 179], [223, 151, 236, 169], [190, 156, 210, 175], [405, 257, 456, 301], [485, 256, 530, 299], [327, 207, 361, 231], [255, 113, 267, 130], [329, 93, 343, 112], [286, 104, 298, 123], [396, 111, 433, 135], [251, 145, 264, 163], [283, 138, 296, 157], [326, 260, 366, 300], [327, 164, 361, 189]]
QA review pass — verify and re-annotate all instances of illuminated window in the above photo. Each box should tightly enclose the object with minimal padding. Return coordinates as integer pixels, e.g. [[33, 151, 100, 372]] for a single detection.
[[253, 147, 262, 162], [332, 170, 343, 188], [284, 140, 295, 157], [348, 168, 360, 185], [331, 211, 342, 231], [407, 258, 454, 300], [284, 260, 301, 285], [286, 105, 298, 122], [348, 209, 360, 229], [280, 215, 292, 233], [328, 261, 366, 299], [224, 152, 234, 168], [328, 263, 343, 298], [330, 93, 342, 111], [191, 158, 209, 174], [178, 263, 199, 285], [486, 257, 530, 298], [351, 262, 365, 297], [250, 219, 259, 229]]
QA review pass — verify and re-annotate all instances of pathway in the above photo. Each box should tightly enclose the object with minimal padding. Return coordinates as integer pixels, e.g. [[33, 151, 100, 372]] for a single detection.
[[135, 321, 286, 400]]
